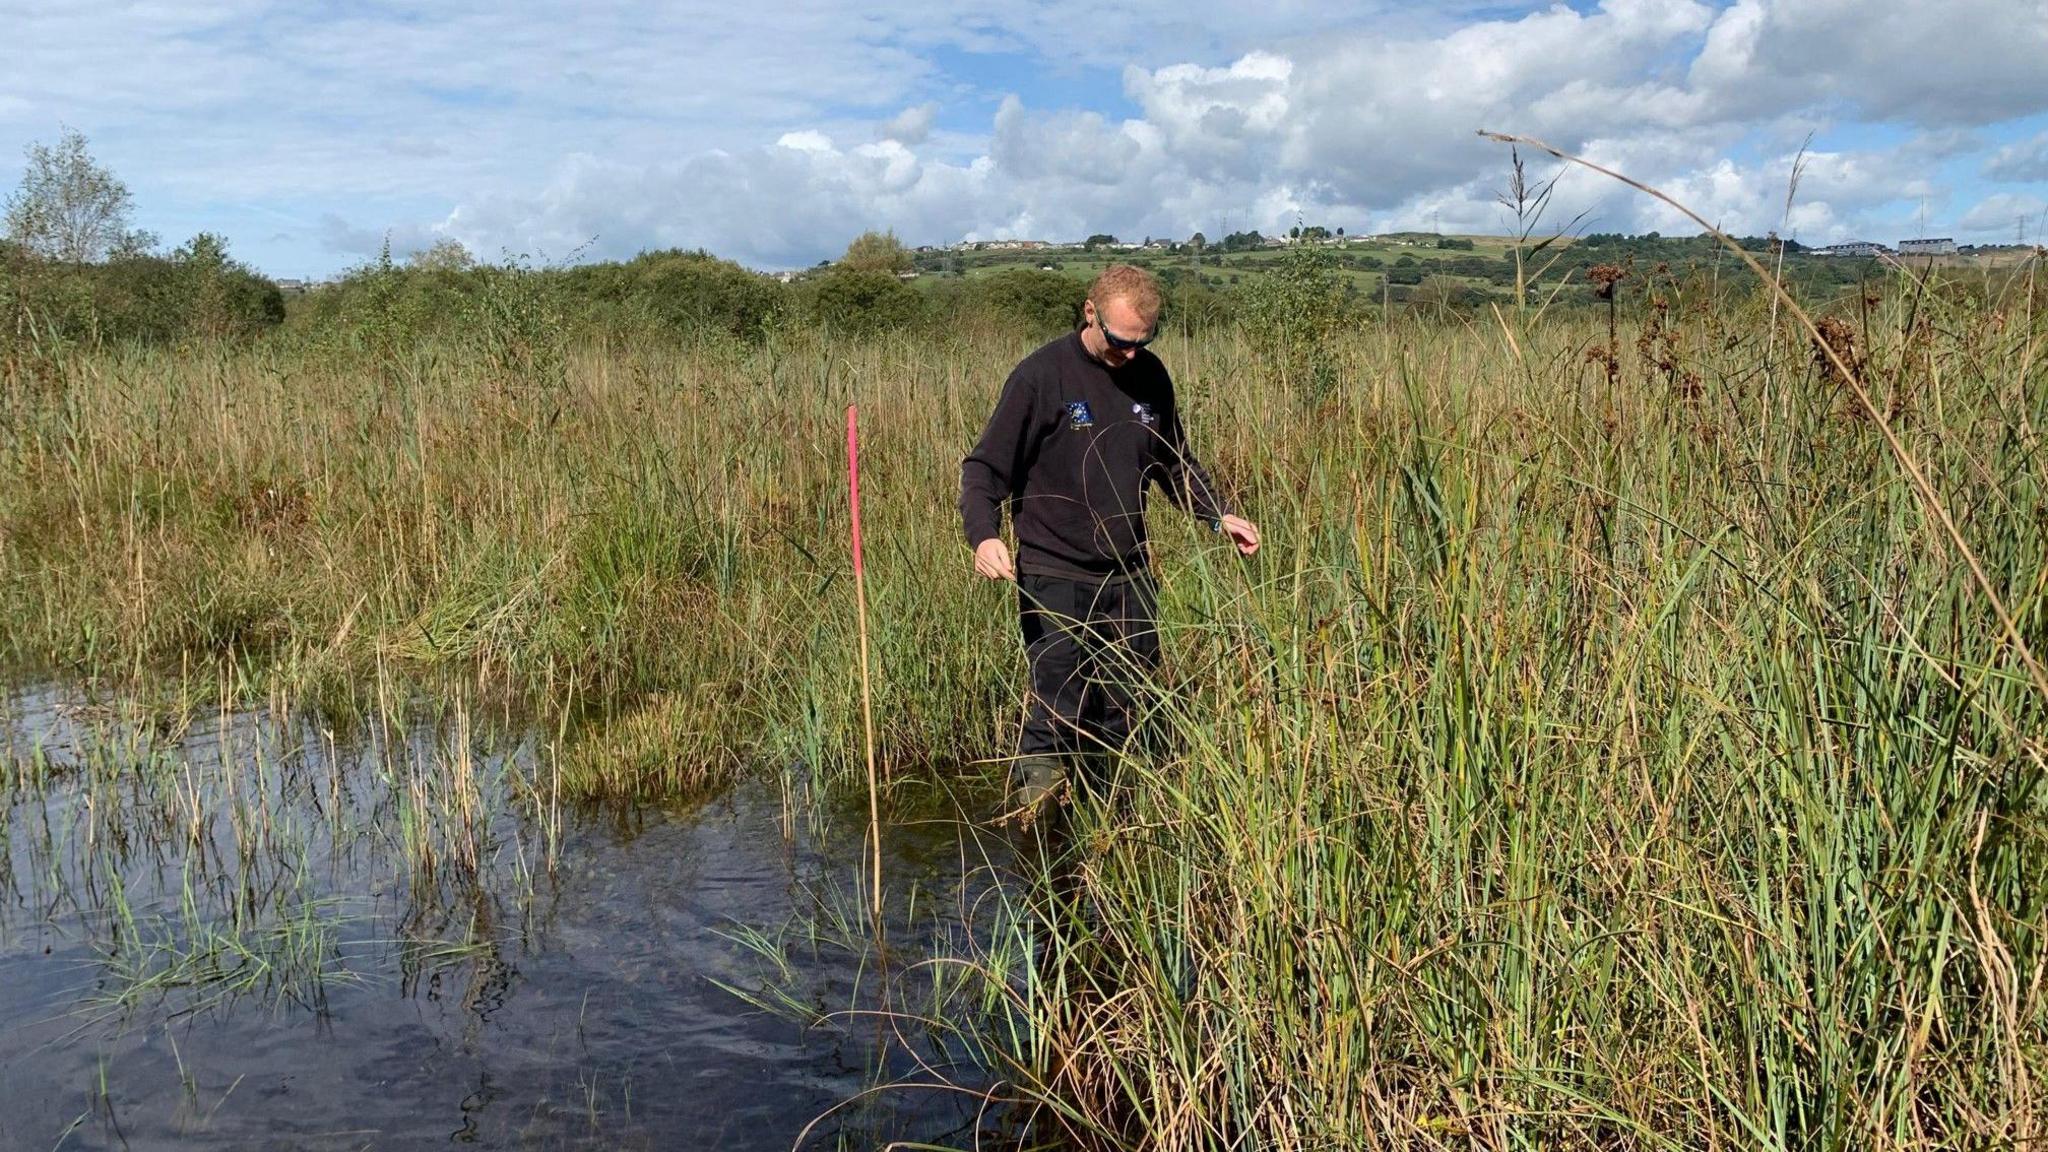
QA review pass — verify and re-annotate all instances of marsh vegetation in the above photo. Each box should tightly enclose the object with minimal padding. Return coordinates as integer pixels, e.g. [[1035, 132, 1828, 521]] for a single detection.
[[2, 232, 2045, 1149]]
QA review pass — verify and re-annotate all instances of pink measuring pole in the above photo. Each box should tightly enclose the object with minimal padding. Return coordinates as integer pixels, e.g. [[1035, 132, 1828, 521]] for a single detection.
[[847, 406, 866, 577], [847, 404, 883, 932]]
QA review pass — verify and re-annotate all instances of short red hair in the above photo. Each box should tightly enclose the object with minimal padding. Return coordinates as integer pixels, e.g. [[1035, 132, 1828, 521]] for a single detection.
[[1087, 264, 1163, 319]]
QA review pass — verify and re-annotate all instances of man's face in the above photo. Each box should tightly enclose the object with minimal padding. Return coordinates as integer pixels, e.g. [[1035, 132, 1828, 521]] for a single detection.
[[1087, 296, 1157, 369]]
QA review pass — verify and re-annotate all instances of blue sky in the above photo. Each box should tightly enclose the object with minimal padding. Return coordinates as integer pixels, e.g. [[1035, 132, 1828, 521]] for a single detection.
[[3, 0, 2045, 277]]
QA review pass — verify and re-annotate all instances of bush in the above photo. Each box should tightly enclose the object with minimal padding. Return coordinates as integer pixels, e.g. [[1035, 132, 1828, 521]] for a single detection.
[[1241, 241, 1346, 399], [1, 237, 284, 351], [1163, 278, 1236, 333], [288, 241, 441, 366], [837, 230, 912, 275], [296, 245, 793, 354], [167, 233, 288, 341], [949, 268, 1083, 335], [805, 269, 924, 334], [464, 260, 570, 398], [567, 249, 787, 342]]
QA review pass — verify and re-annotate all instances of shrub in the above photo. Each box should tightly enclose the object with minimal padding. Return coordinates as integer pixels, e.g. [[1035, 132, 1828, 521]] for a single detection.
[[1162, 278, 1236, 333], [1241, 240, 1346, 400], [464, 259, 570, 399], [568, 249, 788, 342], [949, 268, 1082, 335], [837, 230, 913, 276], [1, 238, 284, 350], [805, 269, 924, 334]]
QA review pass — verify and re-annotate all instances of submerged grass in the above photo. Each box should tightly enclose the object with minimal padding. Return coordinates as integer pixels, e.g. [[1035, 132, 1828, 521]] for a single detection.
[[1, 678, 551, 1045], [3, 253, 2046, 1147]]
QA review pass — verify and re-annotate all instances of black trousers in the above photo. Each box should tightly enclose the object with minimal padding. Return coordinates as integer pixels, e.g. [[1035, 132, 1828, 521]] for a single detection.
[[1016, 570, 1160, 769]]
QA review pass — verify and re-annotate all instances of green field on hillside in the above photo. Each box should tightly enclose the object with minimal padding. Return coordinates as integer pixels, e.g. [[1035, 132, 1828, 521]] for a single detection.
[[911, 231, 2018, 312]]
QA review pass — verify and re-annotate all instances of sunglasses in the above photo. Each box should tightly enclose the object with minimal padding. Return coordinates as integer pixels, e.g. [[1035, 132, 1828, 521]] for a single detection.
[[1093, 307, 1155, 351]]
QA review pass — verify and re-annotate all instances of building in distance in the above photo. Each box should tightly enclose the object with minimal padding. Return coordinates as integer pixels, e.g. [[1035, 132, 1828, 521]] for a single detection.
[[1898, 237, 1957, 256], [1812, 241, 1890, 257]]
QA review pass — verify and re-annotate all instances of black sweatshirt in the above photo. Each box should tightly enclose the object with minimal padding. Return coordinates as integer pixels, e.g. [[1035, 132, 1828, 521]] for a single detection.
[[960, 330, 1229, 579]]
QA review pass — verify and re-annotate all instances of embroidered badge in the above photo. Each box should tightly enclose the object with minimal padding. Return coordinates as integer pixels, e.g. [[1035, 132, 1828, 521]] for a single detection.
[[1132, 402, 1157, 426], [1065, 400, 1094, 429]]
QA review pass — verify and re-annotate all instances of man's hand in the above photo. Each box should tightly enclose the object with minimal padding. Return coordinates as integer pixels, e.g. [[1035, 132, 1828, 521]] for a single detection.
[[1220, 514, 1261, 556], [973, 537, 1016, 581]]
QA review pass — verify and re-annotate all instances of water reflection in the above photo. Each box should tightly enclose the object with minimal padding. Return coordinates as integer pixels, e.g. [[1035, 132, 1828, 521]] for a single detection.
[[0, 686, 1027, 1150]]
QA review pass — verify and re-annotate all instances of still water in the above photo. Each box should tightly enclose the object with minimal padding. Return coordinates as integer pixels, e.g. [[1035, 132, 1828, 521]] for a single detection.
[[0, 686, 1027, 1150]]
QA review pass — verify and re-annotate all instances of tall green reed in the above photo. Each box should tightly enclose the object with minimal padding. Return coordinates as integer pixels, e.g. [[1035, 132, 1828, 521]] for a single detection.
[[940, 264, 2047, 1149], [1, 258, 2043, 1147]]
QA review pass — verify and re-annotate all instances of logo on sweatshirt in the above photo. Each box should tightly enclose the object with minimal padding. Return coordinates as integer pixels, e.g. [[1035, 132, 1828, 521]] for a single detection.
[[1132, 402, 1157, 426], [1064, 400, 1094, 429]]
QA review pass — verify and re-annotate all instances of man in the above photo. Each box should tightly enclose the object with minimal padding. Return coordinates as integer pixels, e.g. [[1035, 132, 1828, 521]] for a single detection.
[[960, 264, 1259, 813]]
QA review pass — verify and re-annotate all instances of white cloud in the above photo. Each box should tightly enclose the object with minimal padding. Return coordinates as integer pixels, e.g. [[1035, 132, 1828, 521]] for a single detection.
[[8, 0, 2046, 272], [1123, 52, 1293, 182], [1279, 0, 1719, 209], [878, 104, 938, 146], [421, 0, 2018, 263], [319, 213, 443, 260], [1689, 0, 2048, 127], [1957, 192, 2048, 237], [1906, 128, 1987, 162], [1984, 130, 2048, 183], [430, 134, 997, 268], [777, 132, 837, 155]]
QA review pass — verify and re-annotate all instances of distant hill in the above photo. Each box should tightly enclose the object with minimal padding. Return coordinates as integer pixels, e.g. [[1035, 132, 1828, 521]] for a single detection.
[[882, 229, 2011, 311]]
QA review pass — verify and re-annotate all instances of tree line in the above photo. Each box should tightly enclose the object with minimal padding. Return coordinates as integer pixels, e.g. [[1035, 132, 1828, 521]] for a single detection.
[[3, 129, 286, 349], [5, 129, 1894, 370]]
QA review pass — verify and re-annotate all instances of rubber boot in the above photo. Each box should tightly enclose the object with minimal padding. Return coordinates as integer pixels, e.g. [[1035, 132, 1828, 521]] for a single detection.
[[1007, 754, 1068, 827]]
